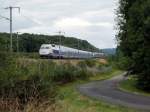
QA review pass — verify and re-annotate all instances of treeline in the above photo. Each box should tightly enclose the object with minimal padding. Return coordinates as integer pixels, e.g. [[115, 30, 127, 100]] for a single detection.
[[117, 0, 150, 90], [0, 32, 99, 52]]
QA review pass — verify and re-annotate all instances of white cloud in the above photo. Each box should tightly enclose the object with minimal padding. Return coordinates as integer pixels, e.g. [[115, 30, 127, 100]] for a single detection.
[[83, 9, 114, 18], [54, 17, 113, 29], [96, 22, 113, 27], [54, 18, 91, 28]]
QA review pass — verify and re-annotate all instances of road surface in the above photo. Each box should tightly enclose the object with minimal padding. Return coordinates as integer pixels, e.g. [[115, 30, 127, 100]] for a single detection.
[[78, 73, 150, 111]]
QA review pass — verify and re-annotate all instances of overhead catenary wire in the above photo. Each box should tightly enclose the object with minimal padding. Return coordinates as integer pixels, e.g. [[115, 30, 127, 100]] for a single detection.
[[1, 5, 48, 52], [0, 4, 44, 53], [19, 13, 42, 26]]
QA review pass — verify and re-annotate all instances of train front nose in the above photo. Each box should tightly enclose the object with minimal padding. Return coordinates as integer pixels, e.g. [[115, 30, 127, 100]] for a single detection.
[[39, 49, 52, 56]]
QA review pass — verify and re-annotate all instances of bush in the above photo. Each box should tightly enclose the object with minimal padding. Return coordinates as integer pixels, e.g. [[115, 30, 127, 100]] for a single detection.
[[0, 54, 93, 106], [52, 64, 76, 83], [0, 53, 100, 111], [52, 62, 90, 83], [85, 59, 96, 67], [76, 69, 89, 80], [0, 53, 57, 111], [77, 61, 87, 68], [98, 63, 103, 69], [0, 76, 56, 102]]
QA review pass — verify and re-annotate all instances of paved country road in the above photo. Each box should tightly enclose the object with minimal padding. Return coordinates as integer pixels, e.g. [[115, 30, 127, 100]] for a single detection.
[[78, 73, 150, 111]]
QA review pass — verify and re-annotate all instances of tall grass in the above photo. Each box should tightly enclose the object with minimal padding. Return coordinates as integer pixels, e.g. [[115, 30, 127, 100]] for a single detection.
[[0, 53, 57, 111], [0, 52, 111, 111]]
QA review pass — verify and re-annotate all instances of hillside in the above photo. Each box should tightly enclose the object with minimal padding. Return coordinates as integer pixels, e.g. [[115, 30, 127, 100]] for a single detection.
[[0, 32, 100, 52], [101, 48, 116, 55]]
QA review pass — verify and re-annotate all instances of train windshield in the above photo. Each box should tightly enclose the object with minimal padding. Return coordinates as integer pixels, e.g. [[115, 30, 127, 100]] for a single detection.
[[41, 46, 50, 49]]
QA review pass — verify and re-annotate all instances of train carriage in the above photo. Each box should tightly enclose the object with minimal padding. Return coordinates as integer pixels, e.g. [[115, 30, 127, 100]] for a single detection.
[[39, 44, 104, 59]]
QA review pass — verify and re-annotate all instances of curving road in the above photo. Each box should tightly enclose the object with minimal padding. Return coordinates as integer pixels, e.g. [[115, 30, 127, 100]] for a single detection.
[[78, 73, 150, 111]]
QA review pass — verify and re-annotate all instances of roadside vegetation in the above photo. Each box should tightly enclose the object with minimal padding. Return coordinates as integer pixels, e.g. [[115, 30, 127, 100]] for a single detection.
[[54, 77, 140, 112], [0, 52, 114, 112], [116, 0, 150, 91], [119, 77, 150, 97]]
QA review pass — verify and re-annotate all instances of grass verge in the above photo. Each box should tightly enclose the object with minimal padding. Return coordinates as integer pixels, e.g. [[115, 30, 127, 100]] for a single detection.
[[55, 70, 140, 112], [119, 78, 150, 97], [89, 69, 123, 81]]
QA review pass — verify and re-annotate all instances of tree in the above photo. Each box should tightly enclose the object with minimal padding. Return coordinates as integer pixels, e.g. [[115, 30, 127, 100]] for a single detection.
[[117, 0, 150, 90], [0, 33, 99, 52]]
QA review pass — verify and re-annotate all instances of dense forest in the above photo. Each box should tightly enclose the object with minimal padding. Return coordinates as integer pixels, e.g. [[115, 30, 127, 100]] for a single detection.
[[0, 32, 100, 52], [117, 0, 150, 90]]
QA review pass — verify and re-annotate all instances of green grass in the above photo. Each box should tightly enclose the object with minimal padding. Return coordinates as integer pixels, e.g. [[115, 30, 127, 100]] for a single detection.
[[89, 69, 123, 81], [55, 70, 140, 112], [119, 78, 150, 97]]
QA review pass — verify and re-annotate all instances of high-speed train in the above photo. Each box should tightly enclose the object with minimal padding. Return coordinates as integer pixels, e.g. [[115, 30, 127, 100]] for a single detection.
[[39, 44, 104, 59]]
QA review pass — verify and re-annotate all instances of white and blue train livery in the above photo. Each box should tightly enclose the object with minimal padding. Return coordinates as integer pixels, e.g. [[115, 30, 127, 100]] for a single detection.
[[39, 44, 104, 59]]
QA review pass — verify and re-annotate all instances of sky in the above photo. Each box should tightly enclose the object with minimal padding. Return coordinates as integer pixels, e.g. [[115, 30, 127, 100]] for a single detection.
[[0, 0, 118, 49]]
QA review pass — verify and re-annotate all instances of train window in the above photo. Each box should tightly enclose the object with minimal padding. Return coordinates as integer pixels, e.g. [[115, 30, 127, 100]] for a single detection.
[[41, 46, 49, 49]]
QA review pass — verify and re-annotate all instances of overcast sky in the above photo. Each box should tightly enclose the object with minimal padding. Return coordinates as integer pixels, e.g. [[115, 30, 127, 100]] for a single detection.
[[0, 0, 118, 49]]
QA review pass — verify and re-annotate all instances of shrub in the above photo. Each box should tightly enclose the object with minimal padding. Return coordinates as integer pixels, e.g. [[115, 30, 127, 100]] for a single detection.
[[98, 63, 103, 69], [77, 61, 87, 68], [0, 53, 57, 111], [0, 53, 97, 111], [76, 69, 89, 80], [52, 63, 77, 83], [85, 59, 96, 67]]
